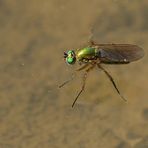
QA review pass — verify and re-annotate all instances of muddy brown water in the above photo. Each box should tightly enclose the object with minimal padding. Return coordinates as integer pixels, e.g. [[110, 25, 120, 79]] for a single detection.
[[0, 0, 148, 148]]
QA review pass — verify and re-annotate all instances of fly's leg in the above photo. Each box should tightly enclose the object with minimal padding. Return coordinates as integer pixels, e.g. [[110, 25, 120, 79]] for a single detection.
[[72, 65, 95, 108], [59, 72, 75, 88], [71, 72, 87, 108], [97, 64, 127, 102], [88, 40, 97, 46], [89, 40, 96, 46], [59, 64, 89, 88], [76, 64, 89, 71]]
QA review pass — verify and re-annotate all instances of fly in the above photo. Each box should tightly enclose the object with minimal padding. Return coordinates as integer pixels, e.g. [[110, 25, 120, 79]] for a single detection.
[[59, 41, 144, 107]]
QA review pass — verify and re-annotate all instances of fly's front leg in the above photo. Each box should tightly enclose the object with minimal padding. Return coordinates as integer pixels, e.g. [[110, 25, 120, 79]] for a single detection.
[[76, 64, 89, 71], [97, 64, 127, 102], [59, 72, 75, 88], [72, 65, 95, 107], [59, 64, 89, 88]]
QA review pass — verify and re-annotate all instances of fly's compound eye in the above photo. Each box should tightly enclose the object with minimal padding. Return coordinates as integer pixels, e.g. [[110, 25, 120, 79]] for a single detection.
[[65, 50, 76, 65]]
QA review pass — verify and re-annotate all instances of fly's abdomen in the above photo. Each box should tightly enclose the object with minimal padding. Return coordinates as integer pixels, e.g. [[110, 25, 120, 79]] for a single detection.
[[76, 47, 97, 62], [95, 44, 144, 64]]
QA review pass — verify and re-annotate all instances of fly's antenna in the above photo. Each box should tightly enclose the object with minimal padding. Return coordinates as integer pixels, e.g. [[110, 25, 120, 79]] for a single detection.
[[64, 51, 68, 59]]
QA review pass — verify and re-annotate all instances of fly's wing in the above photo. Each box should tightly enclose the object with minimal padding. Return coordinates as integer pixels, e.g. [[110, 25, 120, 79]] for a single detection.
[[96, 44, 144, 64]]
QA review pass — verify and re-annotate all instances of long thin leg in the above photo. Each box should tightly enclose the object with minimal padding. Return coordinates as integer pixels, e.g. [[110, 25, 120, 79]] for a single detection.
[[59, 72, 75, 88], [88, 40, 96, 46], [59, 64, 89, 88], [97, 64, 127, 102], [72, 65, 95, 107], [76, 64, 89, 71]]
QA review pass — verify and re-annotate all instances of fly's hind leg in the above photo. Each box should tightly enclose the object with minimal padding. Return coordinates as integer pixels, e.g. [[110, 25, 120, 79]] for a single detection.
[[97, 64, 127, 102], [59, 64, 89, 88], [72, 65, 95, 107]]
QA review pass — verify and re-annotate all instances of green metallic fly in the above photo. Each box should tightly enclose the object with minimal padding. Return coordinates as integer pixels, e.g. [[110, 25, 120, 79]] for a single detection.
[[59, 41, 144, 107]]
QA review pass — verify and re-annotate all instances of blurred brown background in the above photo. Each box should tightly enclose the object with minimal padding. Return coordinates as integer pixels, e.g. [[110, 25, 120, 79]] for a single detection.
[[0, 0, 148, 148]]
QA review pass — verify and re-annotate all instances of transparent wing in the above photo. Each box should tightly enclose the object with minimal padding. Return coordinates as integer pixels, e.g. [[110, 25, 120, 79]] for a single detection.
[[96, 44, 144, 64]]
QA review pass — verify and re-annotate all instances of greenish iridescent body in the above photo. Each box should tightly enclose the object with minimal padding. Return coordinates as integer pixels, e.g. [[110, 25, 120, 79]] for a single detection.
[[76, 47, 98, 63], [61, 41, 144, 107]]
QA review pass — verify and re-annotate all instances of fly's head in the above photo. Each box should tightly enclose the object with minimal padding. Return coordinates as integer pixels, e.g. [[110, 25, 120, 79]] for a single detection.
[[64, 50, 76, 65]]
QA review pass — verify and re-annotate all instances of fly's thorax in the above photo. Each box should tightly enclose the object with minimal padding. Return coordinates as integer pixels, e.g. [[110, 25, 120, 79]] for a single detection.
[[76, 47, 98, 62]]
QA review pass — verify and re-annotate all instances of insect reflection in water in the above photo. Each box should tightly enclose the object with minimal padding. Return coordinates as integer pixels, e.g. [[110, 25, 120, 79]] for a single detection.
[[59, 41, 144, 107]]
